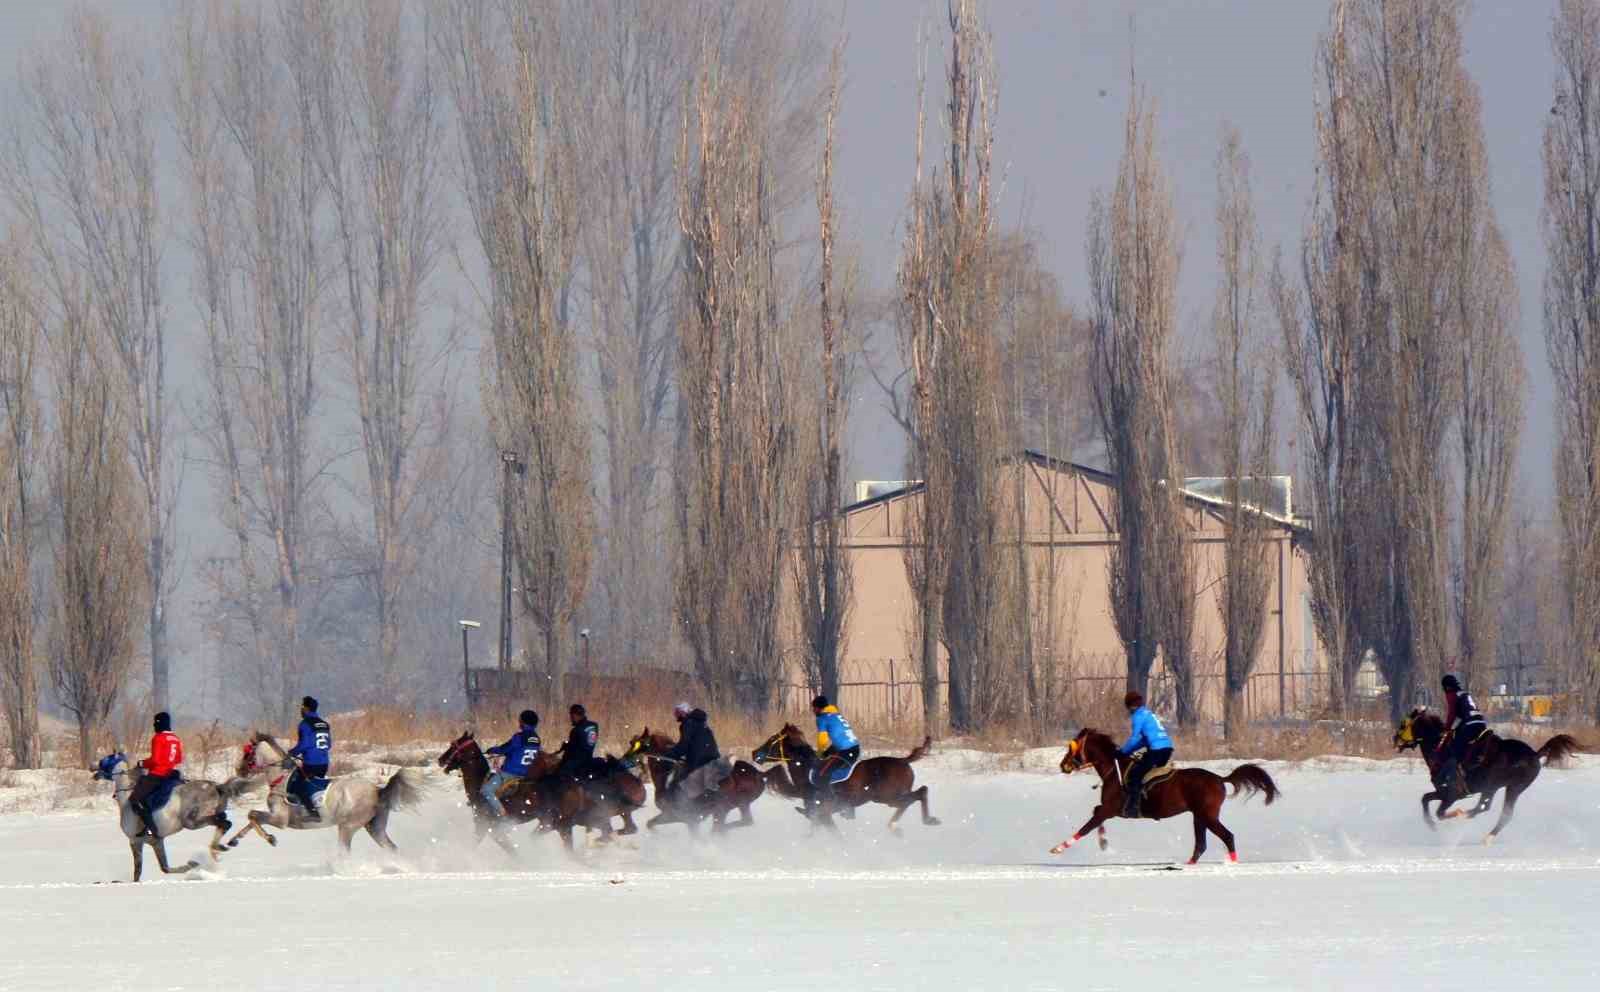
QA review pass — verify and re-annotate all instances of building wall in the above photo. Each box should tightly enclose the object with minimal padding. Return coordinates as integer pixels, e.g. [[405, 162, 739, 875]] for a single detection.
[[786, 459, 1326, 726]]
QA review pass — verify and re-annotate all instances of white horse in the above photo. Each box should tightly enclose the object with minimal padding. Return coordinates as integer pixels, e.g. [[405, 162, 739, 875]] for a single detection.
[[225, 732, 428, 852], [91, 751, 254, 882]]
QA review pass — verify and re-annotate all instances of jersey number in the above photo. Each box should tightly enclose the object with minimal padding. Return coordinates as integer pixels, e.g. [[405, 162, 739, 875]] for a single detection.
[[519, 751, 536, 767], [165, 742, 180, 762], [315, 732, 331, 751]]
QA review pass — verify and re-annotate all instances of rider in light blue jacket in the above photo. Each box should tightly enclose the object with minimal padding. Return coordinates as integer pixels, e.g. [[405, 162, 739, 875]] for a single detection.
[[1117, 691, 1173, 819], [807, 695, 861, 812]]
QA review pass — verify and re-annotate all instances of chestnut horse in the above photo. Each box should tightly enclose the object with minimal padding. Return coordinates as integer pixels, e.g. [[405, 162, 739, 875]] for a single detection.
[[436, 731, 645, 851], [1393, 708, 1583, 842], [621, 729, 766, 832], [752, 724, 940, 830], [1051, 728, 1278, 864]]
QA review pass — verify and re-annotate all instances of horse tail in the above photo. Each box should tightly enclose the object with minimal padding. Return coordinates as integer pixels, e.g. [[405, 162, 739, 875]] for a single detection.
[[378, 767, 428, 813], [1537, 734, 1584, 767], [1223, 764, 1280, 806], [904, 736, 933, 763]]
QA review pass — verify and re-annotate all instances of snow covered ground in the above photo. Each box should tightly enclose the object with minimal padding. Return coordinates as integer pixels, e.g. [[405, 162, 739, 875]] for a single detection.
[[2, 747, 1599, 990]]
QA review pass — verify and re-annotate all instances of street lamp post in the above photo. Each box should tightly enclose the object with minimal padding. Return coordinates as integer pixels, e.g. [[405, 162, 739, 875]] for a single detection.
[[499, 451, 524, 672], [579, 628, 591, 676], [459, 619, 482, 713]]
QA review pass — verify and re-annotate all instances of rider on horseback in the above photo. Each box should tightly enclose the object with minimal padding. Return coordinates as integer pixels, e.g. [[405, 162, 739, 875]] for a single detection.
[[664, 702, 724, 803], [808, 695, 860, 810], [288, 696, 331, 822], [557, 704, 603, 780], [482, 710, 541, 818], [130, 712, 184, 837], [1117, 691, 1174, 819], [1437, 673, 1487, 798]]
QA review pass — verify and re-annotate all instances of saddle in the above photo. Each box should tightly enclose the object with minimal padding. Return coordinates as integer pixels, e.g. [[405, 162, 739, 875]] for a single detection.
[[1143, 763, 1177, 788], [286, 776, 331, 810]]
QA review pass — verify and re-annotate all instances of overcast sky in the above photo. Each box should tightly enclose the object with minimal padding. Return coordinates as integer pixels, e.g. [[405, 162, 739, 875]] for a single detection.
[[0, 1, 1566, 700]]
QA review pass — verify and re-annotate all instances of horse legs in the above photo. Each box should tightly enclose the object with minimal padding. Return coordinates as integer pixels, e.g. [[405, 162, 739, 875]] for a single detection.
[[1052, 808, 1111, 855], [225, 813, 278, 849], [1097, 825, 1109, 851], [337, 824, 357, 852], [1192, 813, 1237, 864], [129, 839, 144, 883], [151, 836, 193, 876], [1485, 782, 1528, 843], [365, 820, 399, 852], [1418, 791, 1440, 831], [208, 814, 232, 860], [618, 810, 639, 836]]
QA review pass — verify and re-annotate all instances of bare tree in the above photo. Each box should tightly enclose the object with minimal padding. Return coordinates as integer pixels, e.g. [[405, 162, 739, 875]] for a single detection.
[[896, 0, 1006, 733], [1545, 0, 1600, 715], [443, 0, 592, 700], [562, 1, 696, 673], [675, 37, 804, 714], [1211, 124, 1277, 741], [0, 239, 41, 767], [174, 0, 335, 722], [1088, 83, 1189, 713], [48, 289, 147, 765], [307, 2, 449, 696], [793, 40, 855, 702], [1454, 213, 1523, 696], [4, 11, 177, 711]]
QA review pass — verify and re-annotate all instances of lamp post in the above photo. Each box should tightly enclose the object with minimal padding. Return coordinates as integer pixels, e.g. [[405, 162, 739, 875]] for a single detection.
[[499, 451, 525, 671], [579, 627, 591, 676], [459, 619, 481, 713]]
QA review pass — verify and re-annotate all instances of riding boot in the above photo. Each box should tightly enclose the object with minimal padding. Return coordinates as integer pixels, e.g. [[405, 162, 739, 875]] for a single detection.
[[1121, 787, 1140, 819], [133, 801, 157, 837]]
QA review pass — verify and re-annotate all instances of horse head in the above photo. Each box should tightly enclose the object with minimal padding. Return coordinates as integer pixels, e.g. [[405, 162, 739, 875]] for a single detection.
[[753, 724, 811, 765], [623, 728, 657, 762], [1062, 728, 1115, 775], [92, 751, 128, 781], [1394, 707, 1440, 752], [437, 731, 480, 774]]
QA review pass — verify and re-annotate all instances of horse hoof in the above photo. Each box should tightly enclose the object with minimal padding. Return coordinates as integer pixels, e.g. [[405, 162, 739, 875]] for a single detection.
[[266, 836, 278, 847], [924, 817, 941, 827], [1227, 852, 1238, 864], [225, 840, 239, 850], [1186, 857, 1198, 865]]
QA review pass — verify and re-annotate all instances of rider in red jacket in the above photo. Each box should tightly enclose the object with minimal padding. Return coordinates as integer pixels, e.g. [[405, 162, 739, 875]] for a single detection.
[[130, 712, 184, 835]]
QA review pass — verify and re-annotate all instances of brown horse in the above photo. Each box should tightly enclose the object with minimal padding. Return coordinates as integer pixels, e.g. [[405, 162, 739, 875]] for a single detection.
[[436, 731, 645, 851], [622, 728, 767, 833], [1051, 728, 1278, 863], [1393, 708, 1583, 842], [752, 724, 939, 830]]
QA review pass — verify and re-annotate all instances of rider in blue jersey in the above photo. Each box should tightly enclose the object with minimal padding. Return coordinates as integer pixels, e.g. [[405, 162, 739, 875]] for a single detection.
[[808, 695, 861, 811], [482, 710, 541, 818], [1117, 691, 1173, 818]]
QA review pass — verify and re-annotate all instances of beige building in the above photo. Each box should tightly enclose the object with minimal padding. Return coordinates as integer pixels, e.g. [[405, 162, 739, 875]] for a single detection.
[[786, 451, 1326, 727]]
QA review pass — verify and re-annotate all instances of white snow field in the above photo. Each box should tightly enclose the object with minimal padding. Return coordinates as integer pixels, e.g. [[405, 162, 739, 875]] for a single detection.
[[3, 749, 1599, 991]]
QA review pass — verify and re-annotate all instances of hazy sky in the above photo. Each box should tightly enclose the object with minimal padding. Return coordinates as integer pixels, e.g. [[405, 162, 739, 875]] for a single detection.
[[0, 1, 1567, 700]]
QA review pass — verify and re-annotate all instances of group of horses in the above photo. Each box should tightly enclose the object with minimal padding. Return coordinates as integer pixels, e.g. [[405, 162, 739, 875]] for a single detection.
[[86, 706, 1586, 882], [433, 723, 941, 853]]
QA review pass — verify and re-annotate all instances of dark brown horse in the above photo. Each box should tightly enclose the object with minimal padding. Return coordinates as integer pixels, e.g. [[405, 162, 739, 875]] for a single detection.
[[752, 724, 940, 830], [1393, 708, 1583, 842], [622, 728, 766, 833], [1052, 728, 1278, 863], [436, 731, 645, 851]]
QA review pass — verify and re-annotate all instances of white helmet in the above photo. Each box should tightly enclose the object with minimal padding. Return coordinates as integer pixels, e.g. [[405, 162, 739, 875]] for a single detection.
[[672, 701, 691, 719]]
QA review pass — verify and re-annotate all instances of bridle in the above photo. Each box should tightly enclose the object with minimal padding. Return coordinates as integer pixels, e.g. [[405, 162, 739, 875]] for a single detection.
[[440, 736, 480, 771], [754, 729, 804, 767]]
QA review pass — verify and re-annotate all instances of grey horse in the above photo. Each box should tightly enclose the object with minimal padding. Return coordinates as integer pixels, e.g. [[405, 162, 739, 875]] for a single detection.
[[225, 732, 427, 852], [92, 751, 254, 882]]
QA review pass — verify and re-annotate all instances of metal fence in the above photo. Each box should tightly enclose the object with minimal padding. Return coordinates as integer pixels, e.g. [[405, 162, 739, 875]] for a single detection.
[[779, 656, 1338, 732]]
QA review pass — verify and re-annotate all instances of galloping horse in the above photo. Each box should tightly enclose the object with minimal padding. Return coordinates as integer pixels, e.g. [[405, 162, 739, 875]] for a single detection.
[[437, 731, 645, 851], [1393, 708, 1583, 841], [225, 733, 427, 852], [92, 751, 254, 882], [752, 725, 940, 830], [622, 728, 766, 833], [1051, 728, 1278, 863]]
